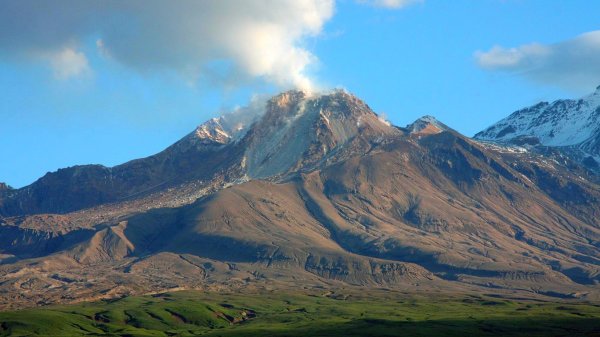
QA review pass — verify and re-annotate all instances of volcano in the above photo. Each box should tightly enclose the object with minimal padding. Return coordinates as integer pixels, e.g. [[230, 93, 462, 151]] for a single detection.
[[1, 90, 599, 310]]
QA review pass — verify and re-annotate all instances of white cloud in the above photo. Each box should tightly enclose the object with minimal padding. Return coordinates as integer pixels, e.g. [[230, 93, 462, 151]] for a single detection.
[[475, 30, 600, 92], [475, 44, 550, 68], [358, 0, 421, 9], [48, 48, 91, 80], [0, 0, 421, 89], [0, 0, 334, 90]]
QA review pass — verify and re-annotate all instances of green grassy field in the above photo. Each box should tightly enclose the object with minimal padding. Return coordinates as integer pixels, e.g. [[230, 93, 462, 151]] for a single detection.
[[1, 290, 600, 336]]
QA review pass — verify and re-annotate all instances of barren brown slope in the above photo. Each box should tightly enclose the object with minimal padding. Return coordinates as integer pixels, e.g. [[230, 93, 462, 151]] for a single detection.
[[311, 131, 599, 288], [141, 126, 599, 294], [1, 90, 599, 310]]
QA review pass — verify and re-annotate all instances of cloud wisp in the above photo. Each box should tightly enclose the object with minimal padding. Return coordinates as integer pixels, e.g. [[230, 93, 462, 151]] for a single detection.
[[0, 0, 334, 91], [47, 48, 92, 80], [475, 30, 600, 92]]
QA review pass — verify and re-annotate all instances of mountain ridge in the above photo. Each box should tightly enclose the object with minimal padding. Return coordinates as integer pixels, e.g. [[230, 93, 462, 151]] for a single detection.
[[475, 86, 600, 171], [1, 89, 599, 310], [0, 90, 398, 216]]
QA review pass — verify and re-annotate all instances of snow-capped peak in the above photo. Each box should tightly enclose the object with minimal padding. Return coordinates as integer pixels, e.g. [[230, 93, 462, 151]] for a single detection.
[[190, 96, 269, 145], [474, 86, 600, 172], [475, 87, 600, 150], [194, 118, 231, 144]]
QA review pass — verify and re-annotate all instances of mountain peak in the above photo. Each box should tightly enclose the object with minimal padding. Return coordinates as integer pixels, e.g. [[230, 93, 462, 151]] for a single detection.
[[268, 89, 307, 107], [185, 89, 383, 151], [407, 115, 448, 135], [243, 89, 399, 178], [475, 86, 600, 152], [187, 96, 270, 146], [193, 118, 231, 144], [416, 115, 439, 123]]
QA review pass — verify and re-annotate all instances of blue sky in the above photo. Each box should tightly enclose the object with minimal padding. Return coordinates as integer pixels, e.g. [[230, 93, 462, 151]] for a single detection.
[[1, 0, 600, 188]]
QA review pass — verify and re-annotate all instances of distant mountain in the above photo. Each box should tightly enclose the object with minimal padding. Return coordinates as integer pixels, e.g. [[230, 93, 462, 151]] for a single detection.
[[475, 86, 600, 170], [1, 90, 599, 310], [406, 115, 450, 135]]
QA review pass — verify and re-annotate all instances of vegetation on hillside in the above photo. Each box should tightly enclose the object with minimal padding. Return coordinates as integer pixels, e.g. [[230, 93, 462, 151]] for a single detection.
[[1, 290, 600, 336]]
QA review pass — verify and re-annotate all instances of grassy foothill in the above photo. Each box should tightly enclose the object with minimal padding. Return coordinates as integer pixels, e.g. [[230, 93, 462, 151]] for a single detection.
[[1, 290, 600, 336]]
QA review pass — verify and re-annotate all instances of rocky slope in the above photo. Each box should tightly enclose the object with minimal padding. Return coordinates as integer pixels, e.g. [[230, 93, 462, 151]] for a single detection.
[[1, 90, 599, 309]]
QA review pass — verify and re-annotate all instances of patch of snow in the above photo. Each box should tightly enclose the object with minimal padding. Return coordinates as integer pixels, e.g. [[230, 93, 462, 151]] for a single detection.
[[193, 96, 268, 144], [477, 141, 529, 154]]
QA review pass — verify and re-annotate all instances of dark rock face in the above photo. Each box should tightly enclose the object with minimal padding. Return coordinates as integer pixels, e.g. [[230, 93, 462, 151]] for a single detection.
[[1, 89, 600, 310], [0, 135, 245, 216]]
